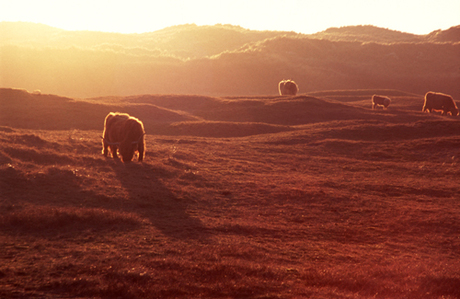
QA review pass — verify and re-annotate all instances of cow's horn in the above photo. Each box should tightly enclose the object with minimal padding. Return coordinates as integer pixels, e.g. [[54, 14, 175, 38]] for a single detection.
[[131, 133, 146, 144], [101, 137, 120, 146]]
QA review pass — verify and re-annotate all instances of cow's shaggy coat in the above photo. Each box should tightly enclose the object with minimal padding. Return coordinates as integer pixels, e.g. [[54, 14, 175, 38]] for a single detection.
[[102, 112, 145, 162], [372, 95, 391, 109], [278, 80, 299, 96], [422, 92, 459, 116]]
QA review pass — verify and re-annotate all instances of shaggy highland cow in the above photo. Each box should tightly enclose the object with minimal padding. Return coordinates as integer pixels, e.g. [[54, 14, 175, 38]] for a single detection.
[[422, 92, 459, 116], [102, 112, 145, 162], [278, 80, 299, 96], [372, 95, 391, 109]]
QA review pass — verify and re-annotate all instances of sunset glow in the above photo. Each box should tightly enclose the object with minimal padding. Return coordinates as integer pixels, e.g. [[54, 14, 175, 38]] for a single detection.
[[1, 0, 459, 34], [2, 0, 460, 296]]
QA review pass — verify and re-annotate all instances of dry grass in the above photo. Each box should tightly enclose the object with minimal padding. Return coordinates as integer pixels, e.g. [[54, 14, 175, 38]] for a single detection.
[[1, 89, 460, 298]]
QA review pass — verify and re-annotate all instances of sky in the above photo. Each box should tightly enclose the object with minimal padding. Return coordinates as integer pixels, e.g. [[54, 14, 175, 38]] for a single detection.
[[0, 0, 459, 35]]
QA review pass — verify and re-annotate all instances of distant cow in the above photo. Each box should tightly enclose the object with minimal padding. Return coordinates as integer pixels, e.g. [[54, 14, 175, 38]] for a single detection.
[[278, 80, 299, 96], [372, 95, 391, 109], [422, 92, 458, 116], [102, 112, 145, 162]]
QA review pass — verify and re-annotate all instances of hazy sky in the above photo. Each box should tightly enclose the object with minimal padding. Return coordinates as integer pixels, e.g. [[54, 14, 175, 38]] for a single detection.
[[1, 0, 459, 35]]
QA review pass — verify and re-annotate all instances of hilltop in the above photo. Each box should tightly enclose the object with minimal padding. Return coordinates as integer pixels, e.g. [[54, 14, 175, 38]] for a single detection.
[[0, 87, 437, 137], [1, 22, 459, 98], [2, 22, 458, 51]]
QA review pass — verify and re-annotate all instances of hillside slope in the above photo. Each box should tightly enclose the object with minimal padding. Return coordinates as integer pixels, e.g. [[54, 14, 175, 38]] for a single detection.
[[1, 88, 459, 298], [1, 22, 459, 98], [1, 88, 448, 137]]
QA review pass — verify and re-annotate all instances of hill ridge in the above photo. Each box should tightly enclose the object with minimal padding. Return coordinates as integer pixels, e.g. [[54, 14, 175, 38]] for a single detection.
[[1, 87, 452, 138], [1, 22, 459, 98]]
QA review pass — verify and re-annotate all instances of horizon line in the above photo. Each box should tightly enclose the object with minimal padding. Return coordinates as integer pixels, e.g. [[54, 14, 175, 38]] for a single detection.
[[2, 20, 458, 36]]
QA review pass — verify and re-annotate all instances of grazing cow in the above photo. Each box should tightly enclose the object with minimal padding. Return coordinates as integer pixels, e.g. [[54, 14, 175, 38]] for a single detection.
[[372, 95, 391, 109], [102, 112, 145, 162], [422, 92, 459, 116], [278, 79, 299, 96]]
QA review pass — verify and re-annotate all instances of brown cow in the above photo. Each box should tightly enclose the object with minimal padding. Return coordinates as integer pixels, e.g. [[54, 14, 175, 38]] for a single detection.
[[372, 95, 391, 109], [102, 112, 145, 162], [278, 79, 299, 96], [422, 92, 458, 116]]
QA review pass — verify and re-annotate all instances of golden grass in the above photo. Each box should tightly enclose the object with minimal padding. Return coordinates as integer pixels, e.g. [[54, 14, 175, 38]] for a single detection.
[[1, 90, 460, 298]]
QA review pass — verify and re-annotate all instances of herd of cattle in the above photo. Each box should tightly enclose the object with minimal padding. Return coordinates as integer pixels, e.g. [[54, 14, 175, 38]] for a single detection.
[[372, 91, 459, 116], [102, 82, 459, 162]]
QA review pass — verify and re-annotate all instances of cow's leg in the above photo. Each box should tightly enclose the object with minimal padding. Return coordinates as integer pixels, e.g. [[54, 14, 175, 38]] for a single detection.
[[111, 145, 119, 159], [138, 143, 144, 162], [103, 141, 109, 157]]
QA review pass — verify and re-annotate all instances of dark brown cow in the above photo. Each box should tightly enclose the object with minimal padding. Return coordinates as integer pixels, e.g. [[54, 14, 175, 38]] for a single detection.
[[278, 79, 299, 96], [372, 95, 391, 109], [102, 112, 145, 162], [422, 92, 459, 116]]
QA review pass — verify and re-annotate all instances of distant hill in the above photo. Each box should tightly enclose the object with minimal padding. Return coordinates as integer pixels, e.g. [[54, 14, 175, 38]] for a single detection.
[[0, 87, 438, 138], [0, 22, 64, 44], [310, 25, 424, 43], [0, 22, 296, 59], [425, 25, 460, 42], [0, 22, 459, 99]]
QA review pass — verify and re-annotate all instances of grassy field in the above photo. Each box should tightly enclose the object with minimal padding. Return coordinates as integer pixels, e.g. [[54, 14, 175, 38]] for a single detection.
[[1, 88, 459, 298]]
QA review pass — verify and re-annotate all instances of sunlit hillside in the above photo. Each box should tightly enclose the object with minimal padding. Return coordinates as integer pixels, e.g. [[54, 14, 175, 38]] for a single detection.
[[1, 19, 460, 299], [310, 25, 424, 42], [1, 22, 459, 98], [1, 86, 460, 298]]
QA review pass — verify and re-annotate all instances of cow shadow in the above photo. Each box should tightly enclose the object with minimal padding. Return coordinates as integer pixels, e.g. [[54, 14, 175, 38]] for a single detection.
[[109, 160, 209, 240], [0, 163, 145, 238]]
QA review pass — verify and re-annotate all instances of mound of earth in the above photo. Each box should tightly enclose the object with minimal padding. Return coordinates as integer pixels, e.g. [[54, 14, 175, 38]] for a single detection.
[[1, 88, 456, 138]]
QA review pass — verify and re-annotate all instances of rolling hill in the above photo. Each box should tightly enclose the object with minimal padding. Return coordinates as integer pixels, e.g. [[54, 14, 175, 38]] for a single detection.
[[1, 21, 460, 298], [0, 87, 445, 137], [1, 22, 459, 99], [1, 87, 460, 298]]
